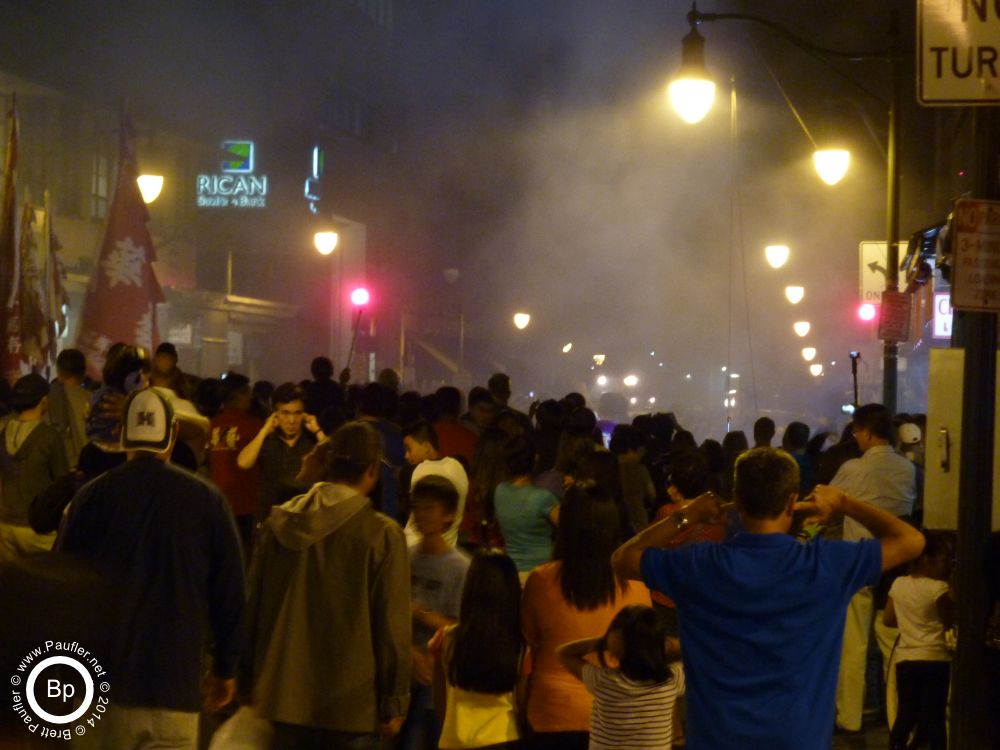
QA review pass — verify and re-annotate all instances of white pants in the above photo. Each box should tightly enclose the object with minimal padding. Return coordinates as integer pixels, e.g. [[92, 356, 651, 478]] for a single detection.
[[836, 587, 873, 731], [873, 610, 899, 728], [74, 705, 198, 749]]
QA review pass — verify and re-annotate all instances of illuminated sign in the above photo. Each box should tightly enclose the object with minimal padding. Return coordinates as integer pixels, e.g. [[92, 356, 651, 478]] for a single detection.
[[197, 140, 267, 208], [933, 293, 953, 339], [305, 145, 324, 214], [222, 140, 255, 173]]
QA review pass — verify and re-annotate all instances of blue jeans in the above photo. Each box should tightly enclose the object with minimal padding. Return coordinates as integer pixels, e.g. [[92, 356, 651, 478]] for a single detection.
[[398, 682, 439, 750]]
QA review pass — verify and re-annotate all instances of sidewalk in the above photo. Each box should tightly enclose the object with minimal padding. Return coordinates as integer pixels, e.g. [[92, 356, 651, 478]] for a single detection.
[[832, 714, 890, 750]]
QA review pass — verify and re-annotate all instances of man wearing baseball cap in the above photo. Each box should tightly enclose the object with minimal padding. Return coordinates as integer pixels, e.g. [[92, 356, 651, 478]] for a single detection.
[[58, 387, 245, 748]]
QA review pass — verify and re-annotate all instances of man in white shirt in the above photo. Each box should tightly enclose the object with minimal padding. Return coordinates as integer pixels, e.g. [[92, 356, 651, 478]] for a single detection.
[[832, 403, 916, 733]]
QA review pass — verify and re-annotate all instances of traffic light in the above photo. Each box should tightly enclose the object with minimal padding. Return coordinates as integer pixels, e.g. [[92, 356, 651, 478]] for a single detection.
[[350, 287, 370, 307], [858, 302, 877, 322]]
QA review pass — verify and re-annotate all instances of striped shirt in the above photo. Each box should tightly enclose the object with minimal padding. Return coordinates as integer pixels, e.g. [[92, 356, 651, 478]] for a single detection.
[[581, 662, 684, 750]]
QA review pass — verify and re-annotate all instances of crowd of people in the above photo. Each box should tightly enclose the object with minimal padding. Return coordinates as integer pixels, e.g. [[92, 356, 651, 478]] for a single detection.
[[0, 341, 964, 750]]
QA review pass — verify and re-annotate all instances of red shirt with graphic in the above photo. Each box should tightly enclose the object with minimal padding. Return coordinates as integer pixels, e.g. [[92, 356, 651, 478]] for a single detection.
[[208, 407, 263, 517]]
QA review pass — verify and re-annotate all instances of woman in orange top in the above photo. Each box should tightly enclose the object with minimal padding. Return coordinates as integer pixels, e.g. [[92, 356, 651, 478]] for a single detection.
[[521, 480, 651, 750]]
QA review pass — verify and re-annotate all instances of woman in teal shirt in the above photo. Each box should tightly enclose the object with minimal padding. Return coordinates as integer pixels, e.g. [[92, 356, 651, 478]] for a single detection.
[[493, 435, 560, 578]]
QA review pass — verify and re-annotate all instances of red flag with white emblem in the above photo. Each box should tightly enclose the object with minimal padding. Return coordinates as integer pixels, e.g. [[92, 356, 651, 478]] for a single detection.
[[76, 111, 163, 380]]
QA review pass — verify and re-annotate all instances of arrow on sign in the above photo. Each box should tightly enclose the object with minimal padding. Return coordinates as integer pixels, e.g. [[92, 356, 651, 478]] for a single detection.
[[867, 261, 887, 277]]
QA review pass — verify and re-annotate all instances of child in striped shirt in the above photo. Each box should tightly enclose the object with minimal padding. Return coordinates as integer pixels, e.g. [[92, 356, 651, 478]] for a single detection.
[[558, 605, 684, 750]]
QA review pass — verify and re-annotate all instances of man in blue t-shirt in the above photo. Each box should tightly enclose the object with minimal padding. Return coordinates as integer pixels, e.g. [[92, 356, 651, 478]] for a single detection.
[[611, 448, 924, 750]]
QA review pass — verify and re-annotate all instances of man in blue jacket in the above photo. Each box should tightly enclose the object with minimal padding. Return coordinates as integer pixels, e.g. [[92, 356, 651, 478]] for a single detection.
[[59, 387, 245, 749]]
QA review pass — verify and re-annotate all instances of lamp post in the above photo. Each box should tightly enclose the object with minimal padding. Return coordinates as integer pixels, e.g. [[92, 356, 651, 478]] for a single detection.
[[670, 3, 901, 413], [443, 268, 465, 377], [314, 227, 341, 362]]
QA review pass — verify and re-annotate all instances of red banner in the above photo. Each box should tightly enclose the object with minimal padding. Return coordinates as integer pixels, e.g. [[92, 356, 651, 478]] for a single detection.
[[76, 112, 163, 380], [0, 97, 20, 383]]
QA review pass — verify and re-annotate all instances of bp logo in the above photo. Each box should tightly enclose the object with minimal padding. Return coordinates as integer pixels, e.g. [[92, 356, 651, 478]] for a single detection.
[[10, 641, 111, 741], [221, 141, 255, 174]]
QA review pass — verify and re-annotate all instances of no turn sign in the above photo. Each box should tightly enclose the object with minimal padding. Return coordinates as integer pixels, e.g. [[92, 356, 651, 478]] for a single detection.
[[919, 0, 1000, 104]]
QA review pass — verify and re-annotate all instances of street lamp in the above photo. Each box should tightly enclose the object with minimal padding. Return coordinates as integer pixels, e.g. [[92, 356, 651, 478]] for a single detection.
[[513, 312, 531, 330], [784, 286, 805, 304], [136, 174, 163, 204], [667, 23, 715, 124], [764, 244, 789, 269], [793, 321, 811, 337], [562, 342, 573, 353], [623, 374, 639, 387], [813, 149, 851, 185], [314, 230, 339, 256], [801, 347, 816, 362], [668, 4, 902, 412], [809, 363, 824, 376]]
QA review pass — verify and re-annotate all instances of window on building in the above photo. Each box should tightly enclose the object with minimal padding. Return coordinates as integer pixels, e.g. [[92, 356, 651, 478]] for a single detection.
[[325, 88, 374, 141], [90, 150, 109, 221], [348, 0, 393, 29]]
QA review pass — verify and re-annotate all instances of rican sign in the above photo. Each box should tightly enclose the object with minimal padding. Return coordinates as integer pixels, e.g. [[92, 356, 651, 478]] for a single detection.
[[919, 0, 1000, 104], [951, 197, 1000, 310], [859, 242, 904, 304], [197, 141, 268, 209]]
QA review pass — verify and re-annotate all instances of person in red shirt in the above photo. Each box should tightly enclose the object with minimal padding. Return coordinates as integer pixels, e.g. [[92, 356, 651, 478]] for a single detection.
[[208, 373, 263, 557], [433, 386, 478, 465]]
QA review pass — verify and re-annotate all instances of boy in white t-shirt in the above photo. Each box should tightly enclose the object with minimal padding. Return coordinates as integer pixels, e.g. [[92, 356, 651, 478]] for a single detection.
[[883, 531, 954, 750]]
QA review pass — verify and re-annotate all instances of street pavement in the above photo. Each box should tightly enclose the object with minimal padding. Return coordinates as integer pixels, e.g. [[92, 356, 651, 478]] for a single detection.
[[832, 714, 890, 750]]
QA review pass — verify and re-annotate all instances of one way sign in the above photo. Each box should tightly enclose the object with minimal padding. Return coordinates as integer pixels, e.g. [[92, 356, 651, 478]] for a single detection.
[[859, 242, 904, 303]]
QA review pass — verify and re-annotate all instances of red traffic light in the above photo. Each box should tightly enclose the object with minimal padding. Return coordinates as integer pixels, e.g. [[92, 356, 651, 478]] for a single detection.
[[350, 287, 370, 307], [858, 302, 877, 322]]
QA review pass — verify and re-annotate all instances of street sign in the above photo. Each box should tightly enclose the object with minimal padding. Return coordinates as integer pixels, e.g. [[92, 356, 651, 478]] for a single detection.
[[878, 290, 912, 342], [933, 292, 953, 338], [918, 0, 1000, 105], [859, 241, 903, 303], [952, 198, 1000, 311]]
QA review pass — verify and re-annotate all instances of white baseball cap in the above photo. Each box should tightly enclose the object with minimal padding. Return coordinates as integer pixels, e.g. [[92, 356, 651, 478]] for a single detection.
[[121, 388, 176, 453]]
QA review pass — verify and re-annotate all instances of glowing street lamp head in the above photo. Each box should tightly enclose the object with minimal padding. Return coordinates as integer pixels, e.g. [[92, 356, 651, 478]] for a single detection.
[[350, 287, 370, 307], [513, 312, 531, 330], [623, 374, 639, 387], [562, 342, 573, 353], [801, 347, 817, 362], [668, 26, 715, 124], [793, 321, 811, 337], [809, 363, 824, 377], [136, 175, 164, 204], [669, 78, 716, 124], [813, 149, 851, 186], [785, 286, 805, 304], [314, 230, 339, 256], [596, 375, 608, 387], [765, 245, 790, 269]]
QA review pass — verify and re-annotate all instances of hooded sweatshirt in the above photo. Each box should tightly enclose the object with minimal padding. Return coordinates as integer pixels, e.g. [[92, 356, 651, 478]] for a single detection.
[[242, 482, 411, 733]]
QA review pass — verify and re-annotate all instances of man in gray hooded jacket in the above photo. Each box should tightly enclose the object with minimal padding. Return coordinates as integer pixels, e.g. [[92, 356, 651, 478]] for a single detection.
[[241, 421, 410, 748]]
